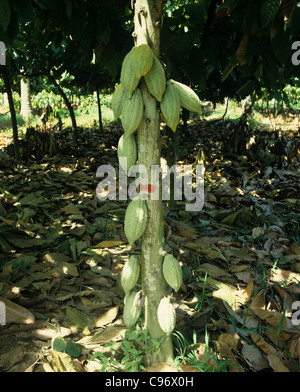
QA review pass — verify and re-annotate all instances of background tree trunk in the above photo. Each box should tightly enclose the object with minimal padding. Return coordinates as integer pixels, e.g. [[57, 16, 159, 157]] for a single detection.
[[134, 0, 174, 365], [20, 77, 33, 120], [48, 73, 78, 141], [3, 92, 9, 107], [0, 65, 20, 161], [96, 86, 103, 134]]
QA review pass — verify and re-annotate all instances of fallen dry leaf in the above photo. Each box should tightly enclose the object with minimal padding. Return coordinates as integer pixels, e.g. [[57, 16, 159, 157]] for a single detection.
[[0, 298, 35, 324], [267, 353, 289, 372], [94, 306, 119, 327]]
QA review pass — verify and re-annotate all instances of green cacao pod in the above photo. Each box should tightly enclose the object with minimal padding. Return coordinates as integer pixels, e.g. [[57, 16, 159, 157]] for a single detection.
[[160, 81, 180, 132], [120, 255, 140, 294], [157, 297, 176, 335], [132, 44, 154, 79], [117, 134, 137, 174], [120, 47, 140, 98], [111, 83, 126, 120], [124, 197, 148, 245], [162, 254, 182, 292], [121, 88, 144, 136], [170, 79, 202, 114], [144, 55, 166, 102], [123, 290, 142, 328]]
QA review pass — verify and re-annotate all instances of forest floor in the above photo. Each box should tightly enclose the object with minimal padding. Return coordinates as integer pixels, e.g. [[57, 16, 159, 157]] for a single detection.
[[0, 106, 300, 372]]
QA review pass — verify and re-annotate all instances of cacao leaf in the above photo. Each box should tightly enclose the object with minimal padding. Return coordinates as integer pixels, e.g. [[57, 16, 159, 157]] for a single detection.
[[261, 0, 281, 27]]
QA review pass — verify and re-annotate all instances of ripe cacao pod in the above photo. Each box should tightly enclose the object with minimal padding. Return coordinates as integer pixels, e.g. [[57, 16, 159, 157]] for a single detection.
[[162, 254, 182, 292], [111, 83, 126, 120], [144, 55, 166, 102], [160, 81, 180, 132], [120, 47, 140, 98], [132, 44, 154, 79], [117, 134, 137, 174], [120, 255, 140, 294], [170, 79, 202, 114], [157, 297, 176, 335], [123, 290, 142, 328], [124, 197, 148, 245], [121, 88, 144, 136]]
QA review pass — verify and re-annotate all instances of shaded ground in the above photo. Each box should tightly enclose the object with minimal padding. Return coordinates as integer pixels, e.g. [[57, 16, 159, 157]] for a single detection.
[[0, 112, 299, 372]]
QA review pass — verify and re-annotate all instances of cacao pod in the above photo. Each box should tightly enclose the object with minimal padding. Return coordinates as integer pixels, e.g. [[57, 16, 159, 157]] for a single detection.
[[111, 83, 126, 120], [170, 79, 202, 114], [160, 81, 180, 132], [117, 134, 137, 174], [120, 47, 140, 98], [121, 88, 144, 136], [144, 55, 166, 102], [124, 197, 148, 245], [162, 254, 182, 292], [157, 297, 176, 335], [132, 44, 154, 79], [120, 255, 140, 294], [123, 290, 142, 328]]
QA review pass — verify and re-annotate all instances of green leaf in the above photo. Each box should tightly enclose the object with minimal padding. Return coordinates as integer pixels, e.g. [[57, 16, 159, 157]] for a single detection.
[[53, 336, 67, 352], [0, 0, 11, 31], [271, 29, 291, 66], [260, 0, 281, 27], [65, 342, 82, 358]]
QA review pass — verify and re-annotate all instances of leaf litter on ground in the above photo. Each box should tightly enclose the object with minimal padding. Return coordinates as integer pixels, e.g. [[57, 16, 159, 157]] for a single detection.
[[0, 117, 299, 372]]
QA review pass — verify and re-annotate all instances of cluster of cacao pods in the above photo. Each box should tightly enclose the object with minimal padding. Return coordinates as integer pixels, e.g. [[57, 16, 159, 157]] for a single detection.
[[112, 43, 202, 137], [120, 252, 181, 335], [156, 254, 183, 335], [113, 43, 197, 336], [112, 43, 202, 246]]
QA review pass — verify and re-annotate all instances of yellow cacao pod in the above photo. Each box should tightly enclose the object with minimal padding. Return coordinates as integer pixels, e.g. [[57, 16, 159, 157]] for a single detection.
[[170, 79, 202, 114], [160, 81, 180, 132], [123, 290, 142, 328], [121, 88, 144, 136], [144, 55, 166, 102], [121, 255, 140, 294], [157, 297, 176, 335], [111, 83, 126, 120], [120, 47, 140, 98], [124, 197, 148, 245], [162, 254, 182, 292], [117, 134, 137, 174], [132, 44, 154, 79]]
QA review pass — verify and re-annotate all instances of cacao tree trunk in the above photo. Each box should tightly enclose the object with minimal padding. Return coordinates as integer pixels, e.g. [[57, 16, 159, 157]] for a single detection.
[[0, 65, 20, 161], [134, 0, 174, 365], [20, 77, 33, 120]]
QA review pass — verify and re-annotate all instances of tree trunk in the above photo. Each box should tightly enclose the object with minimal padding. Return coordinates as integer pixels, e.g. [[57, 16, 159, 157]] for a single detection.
[[3, 92, 9, 107], [0, 65, 20, 161], [47, 73, 78, 142], [96, 86, 103, 133], [20, 77, 33, 120], [134, 0, 174, 365], [166, 126, 179, 209]]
